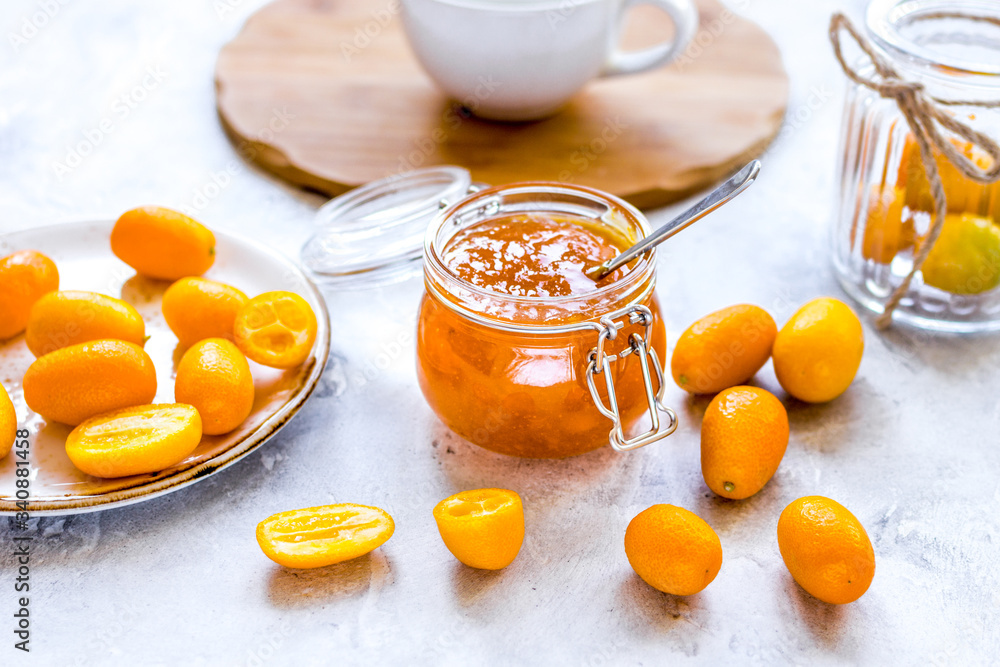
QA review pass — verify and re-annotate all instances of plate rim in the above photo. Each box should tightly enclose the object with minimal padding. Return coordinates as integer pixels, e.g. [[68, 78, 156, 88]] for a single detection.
[[0, 220, 331, 516]]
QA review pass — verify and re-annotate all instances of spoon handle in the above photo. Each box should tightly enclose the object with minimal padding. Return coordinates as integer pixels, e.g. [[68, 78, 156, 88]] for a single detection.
[[588, 159, 761, 280]]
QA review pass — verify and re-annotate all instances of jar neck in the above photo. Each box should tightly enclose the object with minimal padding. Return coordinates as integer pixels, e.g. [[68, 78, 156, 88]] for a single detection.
[[865, 0, 1000, 102], [423, 182, 659, 330]]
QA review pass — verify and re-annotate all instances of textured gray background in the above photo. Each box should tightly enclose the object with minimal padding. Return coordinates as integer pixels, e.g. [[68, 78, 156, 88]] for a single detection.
[[2, 0, 998, 665]]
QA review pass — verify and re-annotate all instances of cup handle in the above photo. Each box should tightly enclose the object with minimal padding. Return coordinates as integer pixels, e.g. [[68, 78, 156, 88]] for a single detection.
[[601, 0, 698, 77]]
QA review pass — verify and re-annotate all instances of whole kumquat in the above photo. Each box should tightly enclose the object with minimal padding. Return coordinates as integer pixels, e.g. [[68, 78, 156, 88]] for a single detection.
[[433, 488, 524, 570], [256, 504, 395, 569], [175, 339, 254, 435], [701, 386, 789, 500], [671, 304, 777, 395], [25, 290, 145, 357], [773, 297, 864, 403], [161, 277, 248, 348], [0, 383, 16, 460], [920, 213, 1000, 295], [0, 249, 59, 340], [111, 206, 216, 281], [861, 186, 911, 264], [234, 291, 318, 369], [777, 496, 876, 604], [65, 403, 202, 478], [625, 504, 722, 596], [22, 339, 157, 425]]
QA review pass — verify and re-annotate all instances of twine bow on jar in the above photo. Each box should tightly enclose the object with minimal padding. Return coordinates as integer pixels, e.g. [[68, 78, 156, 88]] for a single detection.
[[829, 12, 1000, 329]]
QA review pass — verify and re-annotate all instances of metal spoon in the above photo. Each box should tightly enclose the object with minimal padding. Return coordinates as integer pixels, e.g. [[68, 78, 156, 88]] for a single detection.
[[585, 159, 761, 281]]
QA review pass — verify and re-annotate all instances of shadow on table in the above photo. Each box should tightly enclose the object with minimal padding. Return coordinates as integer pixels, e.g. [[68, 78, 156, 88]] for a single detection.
[[265, 551, 394, 609], [120, 273, 169, 308], [616, 572, 710, 635], [781, 573, 849, 646], [450, 561, 509, 607], [675, 372, 785, 423], [429, 423, 640, 509], [783, 380, 889, 455]]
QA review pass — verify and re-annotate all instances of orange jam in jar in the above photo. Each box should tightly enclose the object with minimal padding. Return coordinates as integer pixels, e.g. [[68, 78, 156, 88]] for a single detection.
[[417, 182, 675, 458]]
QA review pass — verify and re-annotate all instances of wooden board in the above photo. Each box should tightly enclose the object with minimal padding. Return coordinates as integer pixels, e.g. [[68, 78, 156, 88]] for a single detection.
[[215, 0, 788, 209]]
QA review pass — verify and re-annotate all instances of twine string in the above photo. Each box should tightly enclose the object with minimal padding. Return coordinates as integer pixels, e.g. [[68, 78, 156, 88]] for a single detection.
[[828, 12, 1000, 329]]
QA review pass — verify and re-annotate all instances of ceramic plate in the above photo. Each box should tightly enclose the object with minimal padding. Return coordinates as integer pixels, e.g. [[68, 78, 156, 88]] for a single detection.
[[0, 221, 330, 515]]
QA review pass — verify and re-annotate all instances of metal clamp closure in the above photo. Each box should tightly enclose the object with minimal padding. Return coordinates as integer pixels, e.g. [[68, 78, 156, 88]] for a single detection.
[[585, 305, 677, 452]]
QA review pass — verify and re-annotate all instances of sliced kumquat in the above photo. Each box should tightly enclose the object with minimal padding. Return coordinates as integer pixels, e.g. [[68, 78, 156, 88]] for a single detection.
[[433, 488, 524, 570], [0, 383, 16, 460], [234, 291, 318, 369], [65, 403, 202, 478], [256, 504, 395, 569]]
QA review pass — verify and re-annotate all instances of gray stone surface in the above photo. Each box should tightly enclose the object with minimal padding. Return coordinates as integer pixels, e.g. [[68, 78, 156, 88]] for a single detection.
[[2, 0, 998, 664]]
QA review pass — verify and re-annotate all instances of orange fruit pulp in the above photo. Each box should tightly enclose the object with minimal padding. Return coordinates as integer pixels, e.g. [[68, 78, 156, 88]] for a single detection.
[[233, 291, 318, 369], [433, 488, 524, 570], [65, 403, 202, 478], [256, 504, 395, 569], [0, 383, 16, 460]]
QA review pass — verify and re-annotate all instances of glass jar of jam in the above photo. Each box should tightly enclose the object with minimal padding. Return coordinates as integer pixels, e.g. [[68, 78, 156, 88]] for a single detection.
[[416, 182, 676, 458], [833, 0, 1000, 332]]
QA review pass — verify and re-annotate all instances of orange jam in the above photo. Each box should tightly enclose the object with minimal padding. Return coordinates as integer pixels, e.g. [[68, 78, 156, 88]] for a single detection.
[[417, 203, 665, 459], [440, 213, 632, 298]]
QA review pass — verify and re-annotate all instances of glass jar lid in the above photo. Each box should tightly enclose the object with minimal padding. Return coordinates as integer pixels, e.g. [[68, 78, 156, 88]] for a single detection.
[[301, 166, 474, 287]]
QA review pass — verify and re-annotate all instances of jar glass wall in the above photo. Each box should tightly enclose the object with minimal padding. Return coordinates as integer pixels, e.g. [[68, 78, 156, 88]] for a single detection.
[[833, 0, 1000, 332], [416, 182, 668, 458]]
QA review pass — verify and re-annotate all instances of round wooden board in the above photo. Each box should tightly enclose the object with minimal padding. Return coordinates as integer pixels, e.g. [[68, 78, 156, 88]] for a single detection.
[[215, 0, 788, 209]]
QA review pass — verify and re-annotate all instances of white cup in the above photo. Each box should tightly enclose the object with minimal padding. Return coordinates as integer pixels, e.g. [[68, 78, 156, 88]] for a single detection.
[[400, 0, 698, 121]]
